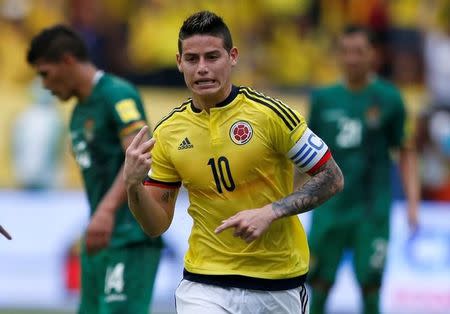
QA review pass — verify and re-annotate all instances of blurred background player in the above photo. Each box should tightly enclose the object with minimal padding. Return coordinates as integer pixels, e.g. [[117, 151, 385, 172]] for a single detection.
[[124, 11, 343, 314], [11, 77, 64, 190], [306, 25, 420, 314], [26, 25, 162, 314]]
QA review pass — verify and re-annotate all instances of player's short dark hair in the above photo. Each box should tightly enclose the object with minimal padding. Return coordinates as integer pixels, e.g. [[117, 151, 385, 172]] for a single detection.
[[27, 24, 89, 64], [342, 24, 376, 46], [178, 11, 233, 54]]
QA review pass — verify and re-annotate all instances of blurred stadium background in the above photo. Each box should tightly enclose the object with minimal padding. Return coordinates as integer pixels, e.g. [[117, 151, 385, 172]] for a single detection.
[[0, 0, 449, 313]]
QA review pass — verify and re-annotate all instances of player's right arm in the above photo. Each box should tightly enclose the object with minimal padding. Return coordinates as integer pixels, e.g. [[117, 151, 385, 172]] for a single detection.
[[124, 126, 179, 237]]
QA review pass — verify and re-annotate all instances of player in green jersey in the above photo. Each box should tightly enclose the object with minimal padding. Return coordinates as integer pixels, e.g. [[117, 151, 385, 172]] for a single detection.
[[306, 25, 420, 314], [26, 25, 161, 314]]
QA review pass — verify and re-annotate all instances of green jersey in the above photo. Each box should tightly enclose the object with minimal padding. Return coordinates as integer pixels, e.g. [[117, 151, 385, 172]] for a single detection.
[[309, 78, 406, 222], [70, 72, 161, 248]]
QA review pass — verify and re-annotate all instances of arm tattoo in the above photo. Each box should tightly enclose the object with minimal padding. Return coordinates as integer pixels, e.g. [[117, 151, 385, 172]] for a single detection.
[[273, 158, 344, 218], [161, 190, 177, 203]]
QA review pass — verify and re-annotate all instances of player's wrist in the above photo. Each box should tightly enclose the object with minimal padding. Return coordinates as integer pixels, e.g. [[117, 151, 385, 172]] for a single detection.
[[96, 196, 120, 214], [264, 204, 278, 222], [125, 177, 142, 190]]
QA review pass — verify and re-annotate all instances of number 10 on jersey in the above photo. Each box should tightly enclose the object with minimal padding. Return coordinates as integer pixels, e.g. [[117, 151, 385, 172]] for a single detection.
[[207, 157, 236, 193]]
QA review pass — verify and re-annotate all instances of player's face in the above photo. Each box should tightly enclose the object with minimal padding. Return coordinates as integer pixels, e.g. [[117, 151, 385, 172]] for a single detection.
[[177, 35, 238, 100], [33, 58, 76, 101], [338, 33, 374, 82]]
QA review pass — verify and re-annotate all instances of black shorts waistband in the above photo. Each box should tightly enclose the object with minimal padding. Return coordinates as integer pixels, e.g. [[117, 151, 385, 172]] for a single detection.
[[183, 269, 307, 291]]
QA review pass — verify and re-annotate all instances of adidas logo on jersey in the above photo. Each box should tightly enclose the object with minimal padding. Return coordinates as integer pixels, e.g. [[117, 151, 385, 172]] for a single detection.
[[178, 137, 193, 150]]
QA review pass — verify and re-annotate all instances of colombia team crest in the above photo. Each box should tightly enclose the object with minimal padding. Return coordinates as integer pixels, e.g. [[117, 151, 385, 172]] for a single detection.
[[230, 121, 253, 145]]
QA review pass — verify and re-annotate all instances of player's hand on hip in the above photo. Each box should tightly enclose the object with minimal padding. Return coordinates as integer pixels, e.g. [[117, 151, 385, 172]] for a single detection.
[[215, 204, 276, 243], [85, 205, 115, 254], [124, 125, 155, 186], [0, 225, 12, 240]]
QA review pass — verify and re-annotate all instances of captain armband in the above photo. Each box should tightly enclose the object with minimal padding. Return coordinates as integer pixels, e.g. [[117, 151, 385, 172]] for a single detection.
[[286, 128, 331, 175]]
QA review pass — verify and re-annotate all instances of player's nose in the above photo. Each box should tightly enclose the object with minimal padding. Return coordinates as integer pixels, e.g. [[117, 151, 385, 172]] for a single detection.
[[197, 58, 209, 74]]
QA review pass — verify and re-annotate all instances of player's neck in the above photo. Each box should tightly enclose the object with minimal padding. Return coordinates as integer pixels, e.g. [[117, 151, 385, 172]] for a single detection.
[[345, 75, 373, 91], [192, 84, 232, 113], [76, 63, 99, 101]]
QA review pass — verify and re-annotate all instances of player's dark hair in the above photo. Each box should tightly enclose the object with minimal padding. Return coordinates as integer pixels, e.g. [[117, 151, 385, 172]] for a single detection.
[[342, 24, 376, 46], [178, 11, 233, 54], [27, 24, 89, 64]]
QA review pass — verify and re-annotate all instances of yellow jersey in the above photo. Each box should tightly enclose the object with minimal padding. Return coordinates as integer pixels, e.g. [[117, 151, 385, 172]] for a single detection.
[[145, 86, 330, 290]]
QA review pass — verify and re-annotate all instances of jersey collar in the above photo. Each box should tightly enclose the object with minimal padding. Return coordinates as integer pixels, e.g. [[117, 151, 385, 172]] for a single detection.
[[190, 85, 239, 113], [340, 74, 377, 92], [93, 70, 104, 85]]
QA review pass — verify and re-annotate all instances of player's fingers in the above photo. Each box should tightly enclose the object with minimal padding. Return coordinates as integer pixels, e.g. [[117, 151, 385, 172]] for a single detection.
[[138, 151, 152, 162], [139, 138, 156, 153], [0, 225, 12, 240], [85, 238, 95, 253], [98, 236, 109, 248], [86, 236, 106, 254], [86, 245, 100, 255], [215, 218, 239, 234], [239, 225, 256, 240], [233, 227, 244, 238], [243, 234, 257, 243], [129, 126, 149, 149], [219, 212, 240, 224]]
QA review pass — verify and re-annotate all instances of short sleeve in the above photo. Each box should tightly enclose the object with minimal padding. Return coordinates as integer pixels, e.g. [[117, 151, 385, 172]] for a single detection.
[[110, 94, 147, 138], [144, 128, 181, 188], [270, 104, 331, 175]]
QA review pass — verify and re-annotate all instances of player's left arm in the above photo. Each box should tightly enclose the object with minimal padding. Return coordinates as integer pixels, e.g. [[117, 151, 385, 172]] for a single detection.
[[86, 95, 148, 254], [392, 93, 420, 231], [276, 92, 344, 217], [399, 146, 419, 231], [272, 157, 344, 217], [216, 127, 344, 242], [86, 130, 147, 254]]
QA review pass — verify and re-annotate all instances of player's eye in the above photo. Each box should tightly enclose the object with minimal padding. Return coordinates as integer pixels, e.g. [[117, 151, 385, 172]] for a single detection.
[[184, 55, 197, 63], [207, 54, 219, 60]]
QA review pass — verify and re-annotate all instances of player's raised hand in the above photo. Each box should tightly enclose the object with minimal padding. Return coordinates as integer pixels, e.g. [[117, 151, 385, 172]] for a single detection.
[[215, 204, 276, 243], [0, 225, 12, 240], [124, 126, 155, 186]]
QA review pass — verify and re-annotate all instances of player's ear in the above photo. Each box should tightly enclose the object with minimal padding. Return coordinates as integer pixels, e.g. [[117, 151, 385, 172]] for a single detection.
[[229, 47, 238, 67], [176, 53, 183, 73], [61, 52, 76, 65]]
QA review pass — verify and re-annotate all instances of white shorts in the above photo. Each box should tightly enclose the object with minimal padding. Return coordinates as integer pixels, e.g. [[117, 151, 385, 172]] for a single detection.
[[175, 279, 309, 314]]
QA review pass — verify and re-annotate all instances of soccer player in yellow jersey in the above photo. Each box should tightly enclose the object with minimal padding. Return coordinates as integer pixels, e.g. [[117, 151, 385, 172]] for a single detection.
[[124, 11, 344, 314]]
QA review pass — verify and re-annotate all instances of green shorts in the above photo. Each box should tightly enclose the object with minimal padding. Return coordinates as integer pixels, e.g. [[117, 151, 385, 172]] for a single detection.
[[308, 212, 389, 287], [78, 242, 161, 314]]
